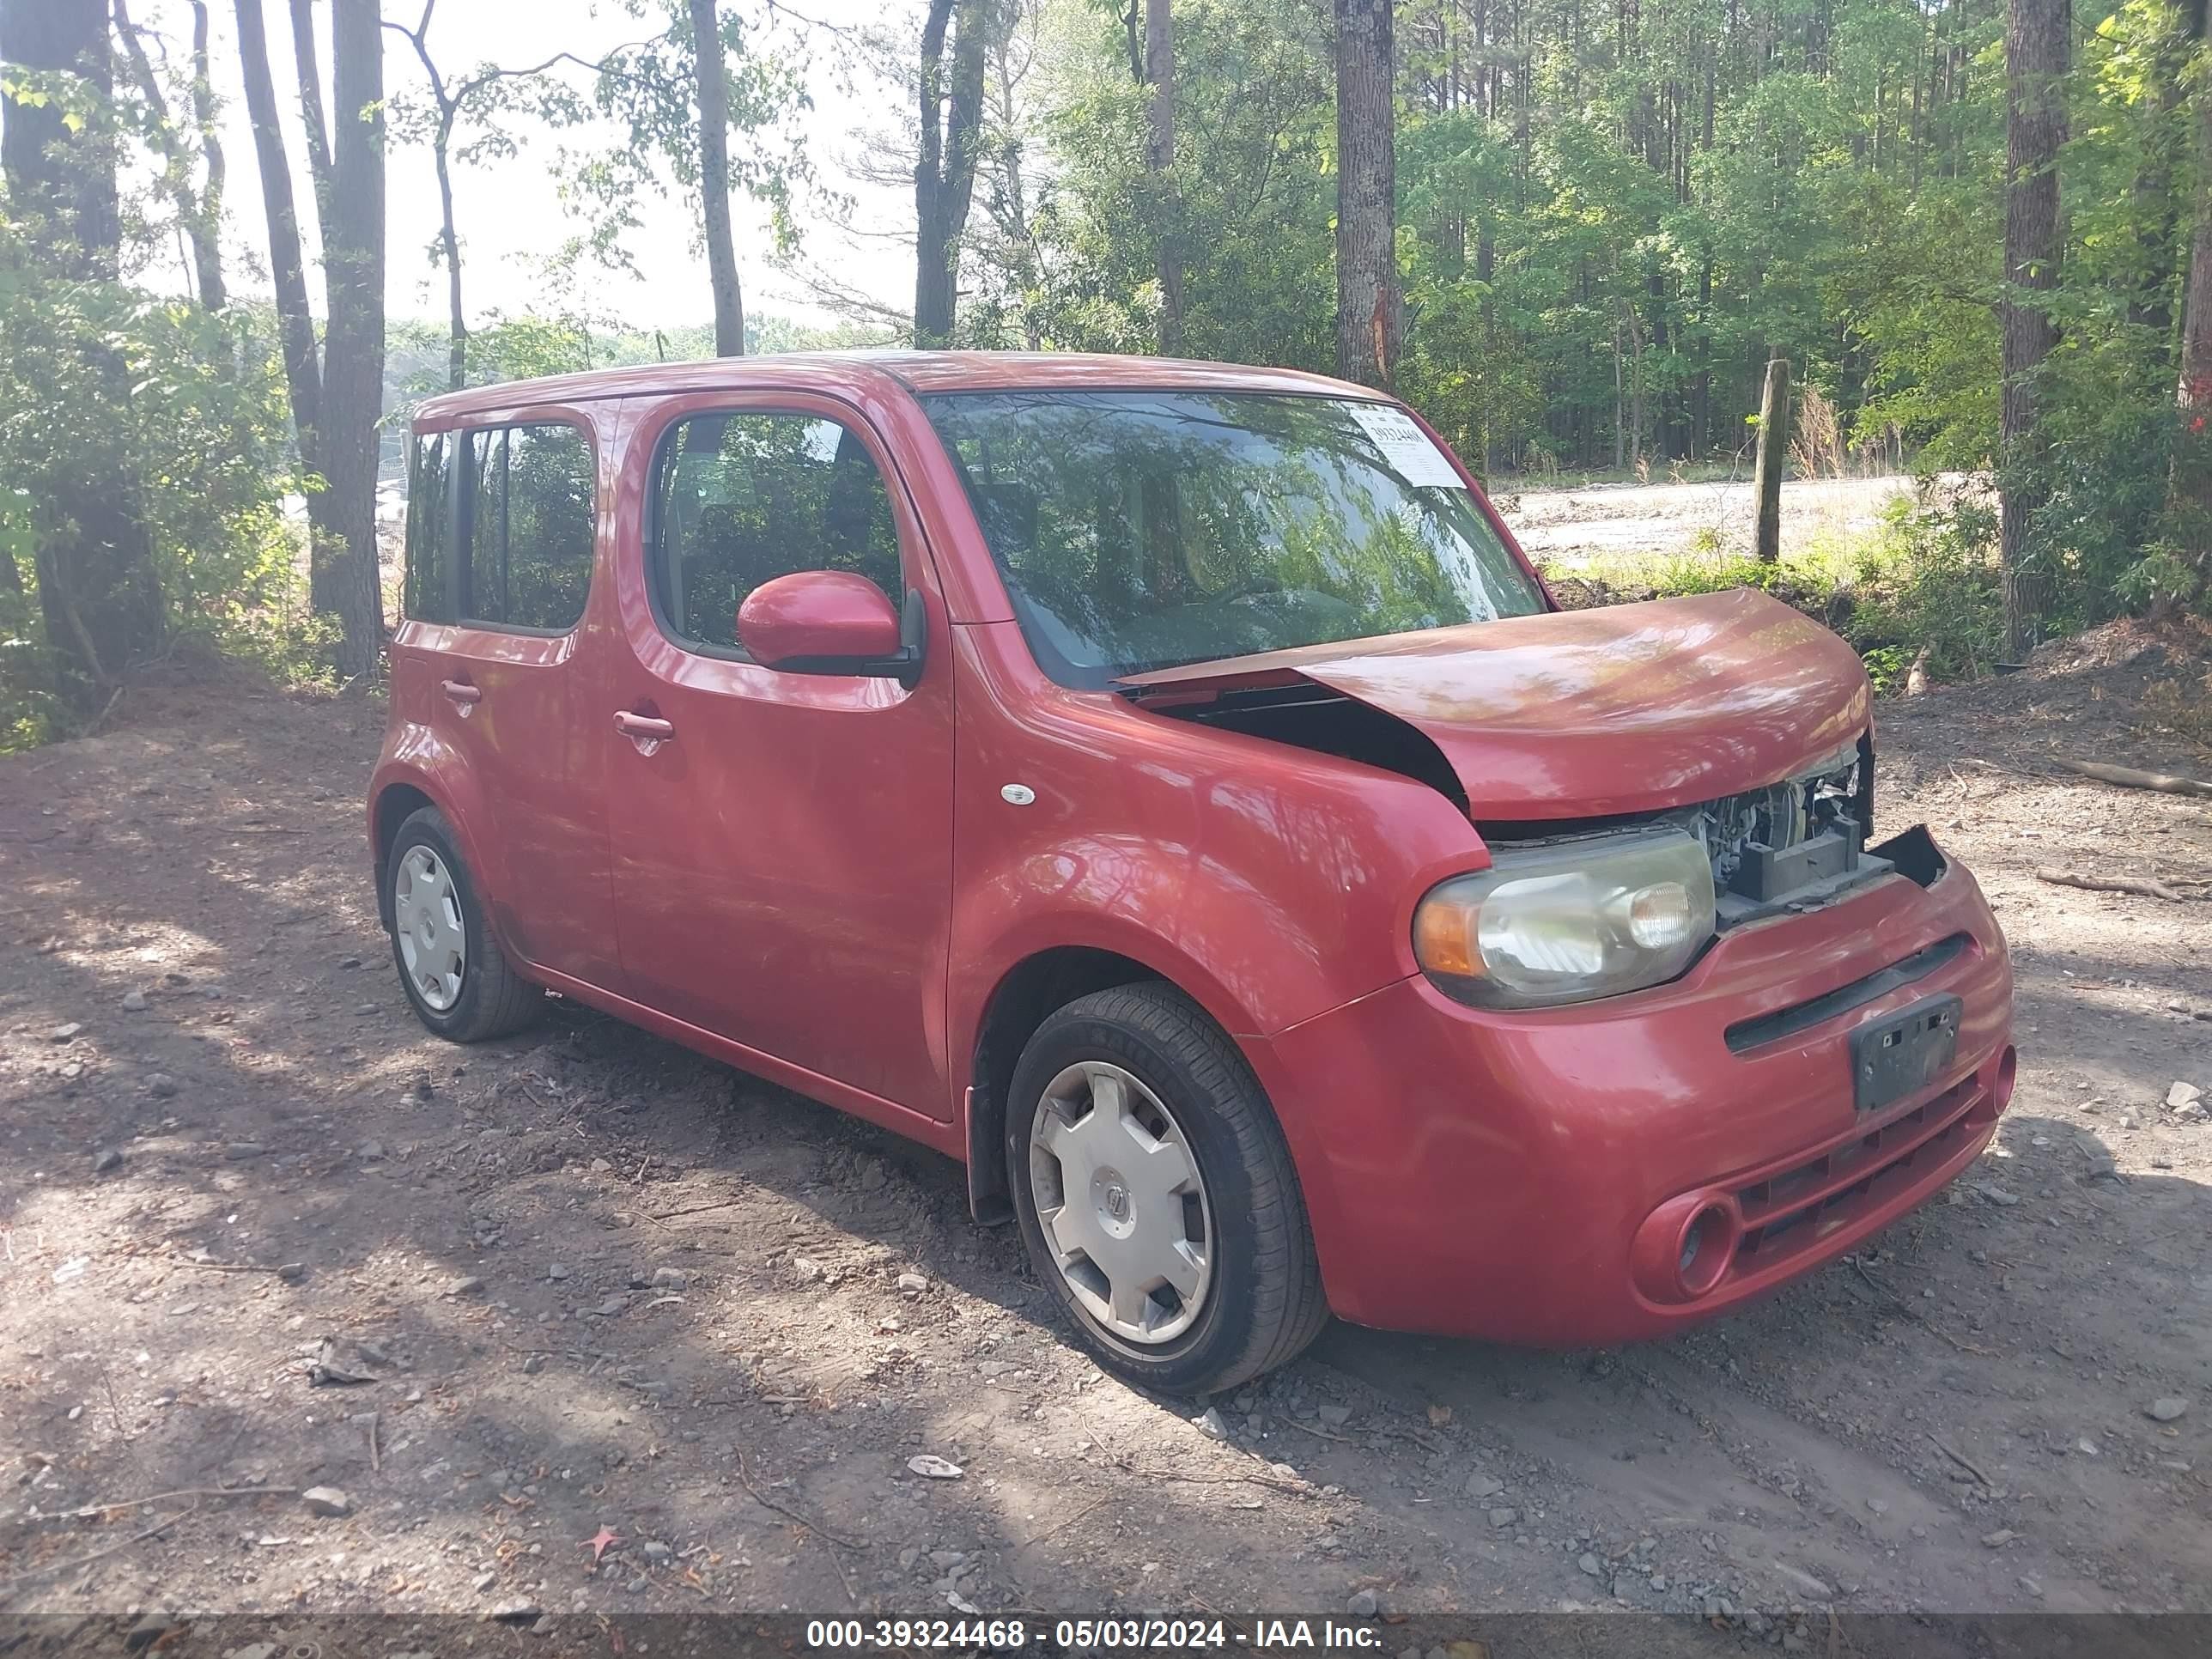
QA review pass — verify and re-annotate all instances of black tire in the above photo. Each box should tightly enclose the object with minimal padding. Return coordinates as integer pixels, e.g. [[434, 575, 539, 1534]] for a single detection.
[[384, 805, 542, 1042], [1006, 982, 1328, 1395]]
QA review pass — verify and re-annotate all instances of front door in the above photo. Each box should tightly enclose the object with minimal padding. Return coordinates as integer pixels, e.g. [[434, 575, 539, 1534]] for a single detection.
[[604, 394, 956, 1118]]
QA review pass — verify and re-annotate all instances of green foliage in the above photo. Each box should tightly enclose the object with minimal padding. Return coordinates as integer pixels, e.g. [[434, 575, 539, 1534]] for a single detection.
[[0, 246, 317, 750], [990, 0, 2206, 641], [1843, 493, 2006, 685], [560, 0, 816, 277], [1559, 488, 2008, 690], [1021, 0, 1334, 362]]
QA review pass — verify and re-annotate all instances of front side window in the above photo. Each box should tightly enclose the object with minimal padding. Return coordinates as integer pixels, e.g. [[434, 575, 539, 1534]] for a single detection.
[[649, 411, 903, 653], [404, 431, 453, 623], [917, 390, 1547, 687], [459, 422, 596, 632]]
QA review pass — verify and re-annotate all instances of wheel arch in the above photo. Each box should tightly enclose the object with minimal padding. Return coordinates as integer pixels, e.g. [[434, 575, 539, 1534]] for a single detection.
[[961, 938, 1280, 1228], [367, 762, 502, 938]]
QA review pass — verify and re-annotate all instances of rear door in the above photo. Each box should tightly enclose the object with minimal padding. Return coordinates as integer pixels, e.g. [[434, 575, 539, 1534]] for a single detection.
[[408, 414, 620, 989], [603, 392, 957, 1118]]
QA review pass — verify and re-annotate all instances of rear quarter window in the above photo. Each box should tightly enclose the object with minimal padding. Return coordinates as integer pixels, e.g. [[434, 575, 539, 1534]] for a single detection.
[[404, 431, 454, 623], [460, 422, 597, 633]]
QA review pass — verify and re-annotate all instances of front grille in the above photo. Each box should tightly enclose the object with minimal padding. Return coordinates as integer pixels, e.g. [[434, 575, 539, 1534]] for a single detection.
[[1727, 1074, 1985, 1279]]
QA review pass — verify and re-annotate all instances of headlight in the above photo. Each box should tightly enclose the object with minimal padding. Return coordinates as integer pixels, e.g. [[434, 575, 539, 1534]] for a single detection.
[[1413, 828, 1717, 1009]]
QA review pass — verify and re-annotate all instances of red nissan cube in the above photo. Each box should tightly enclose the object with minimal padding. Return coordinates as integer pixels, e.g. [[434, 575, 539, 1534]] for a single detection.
[[370, 353, 2016, 1393]]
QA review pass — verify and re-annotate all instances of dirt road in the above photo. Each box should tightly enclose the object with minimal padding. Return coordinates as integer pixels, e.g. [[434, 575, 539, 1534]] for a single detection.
[[1496, 474, 1927, 570], [2, 626, 2208, 1641]]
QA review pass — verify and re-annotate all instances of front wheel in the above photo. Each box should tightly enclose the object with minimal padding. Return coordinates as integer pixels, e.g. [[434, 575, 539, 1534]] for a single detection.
[[385, 805, 542, 1042], [1006, 983, 1328, 1395]]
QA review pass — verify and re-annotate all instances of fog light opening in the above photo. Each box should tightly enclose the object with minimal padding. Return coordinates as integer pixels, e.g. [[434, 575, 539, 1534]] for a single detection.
[[1991, 1045, 2018, 1113], [1676, 1202, 1736, 1299]]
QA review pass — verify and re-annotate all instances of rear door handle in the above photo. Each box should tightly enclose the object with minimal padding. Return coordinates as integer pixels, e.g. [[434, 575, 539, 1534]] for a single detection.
[[441, 678, 482, 709], [613, 711, 675, 740]]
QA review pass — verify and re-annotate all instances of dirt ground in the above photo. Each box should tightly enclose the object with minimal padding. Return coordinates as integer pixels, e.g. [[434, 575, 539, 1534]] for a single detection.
[[1496, 474, 1931, 570], [2, 619, 2209, 1645]]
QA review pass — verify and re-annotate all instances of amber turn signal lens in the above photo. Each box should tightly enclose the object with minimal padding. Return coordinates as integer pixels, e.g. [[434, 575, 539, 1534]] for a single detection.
[[1413, 891, 1482, 980]]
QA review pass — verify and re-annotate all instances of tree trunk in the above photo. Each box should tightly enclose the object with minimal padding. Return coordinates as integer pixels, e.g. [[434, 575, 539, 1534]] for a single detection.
[[1625, 296, 1646, 469], [286, 0, 334, 213], [246, 0, 346, 636], [915, 0, 956, 345], [914, 0, 991, 347], [317, 0, 388, 677], [388, 16, 471, 390], [2169, 60, 2212, 610], [1, 0, 119, 279], [689, 0, 745, 357], [1998, 0, 2069, 657], [233, 0, 325, 470], [1610, 323, 1624, 470], [186, 1, 227, 308], [112, 0, 226, 307], [2, 0, 161, 698], [1145, 0, 1183, 352], [1334, 0, 1401, 386], [433, 119, 466, 389], [1753, 356, 1790, 564]]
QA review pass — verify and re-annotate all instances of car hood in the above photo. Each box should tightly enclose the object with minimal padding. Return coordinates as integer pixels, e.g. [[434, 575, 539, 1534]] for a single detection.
[[1117, 587, 1872, 818]]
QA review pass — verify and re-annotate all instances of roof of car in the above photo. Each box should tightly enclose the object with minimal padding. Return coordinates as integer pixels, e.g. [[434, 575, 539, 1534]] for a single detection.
[[412, 350, 1382, 422]]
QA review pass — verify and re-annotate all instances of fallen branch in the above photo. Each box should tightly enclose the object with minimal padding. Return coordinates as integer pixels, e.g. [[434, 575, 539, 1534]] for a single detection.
[[1279, 1418, 1357, 1445], [650, 1197, 746, 1222], [171, 1254, 305, 1279], [1133, 1465, 1313, 1497], [2035, 868, 2191, 903], [1852, 1261, 1993, 1354], [0, 1504, 194, 1596], [731, 1448, 866, 1549], [1019, 1493, 1112, 1549], [2055, 758, 2212, 799], [41, 1484, 299, 1522], [1926, 1431, 1996, 1491]]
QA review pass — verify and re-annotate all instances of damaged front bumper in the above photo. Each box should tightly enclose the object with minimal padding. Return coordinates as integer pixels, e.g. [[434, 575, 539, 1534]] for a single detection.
[[1244, 825, 2015, 1346]]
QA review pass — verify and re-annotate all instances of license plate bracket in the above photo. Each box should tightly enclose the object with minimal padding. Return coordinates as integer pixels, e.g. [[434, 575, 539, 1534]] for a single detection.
[[1850, 993, 1961, 1112]]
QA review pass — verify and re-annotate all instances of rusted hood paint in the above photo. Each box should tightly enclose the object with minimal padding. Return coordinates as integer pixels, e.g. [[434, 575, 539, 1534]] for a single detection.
[[1118, 587, 1873, 817]]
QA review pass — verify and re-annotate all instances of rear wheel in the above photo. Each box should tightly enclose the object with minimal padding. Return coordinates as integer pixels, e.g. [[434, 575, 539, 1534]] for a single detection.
[[386, 806, 541, 1042], [1006, 983, 1328, 1394]]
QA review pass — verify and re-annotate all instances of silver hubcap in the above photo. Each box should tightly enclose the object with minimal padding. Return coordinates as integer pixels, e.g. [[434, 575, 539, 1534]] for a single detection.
[[393, 846, 466, 1012], [1028, 1061, 1212, 1345]]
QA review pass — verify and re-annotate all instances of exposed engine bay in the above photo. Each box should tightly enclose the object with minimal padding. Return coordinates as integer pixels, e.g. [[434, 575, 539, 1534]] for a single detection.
[[1474, 738, 1899, 927], [1140, 682, 1923, 927], [1656, 738, 1890, 927]]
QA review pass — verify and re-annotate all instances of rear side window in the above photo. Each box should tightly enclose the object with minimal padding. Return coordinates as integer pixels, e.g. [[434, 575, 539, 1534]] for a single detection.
[[459, 422, 597, 632], [649, 412, 902, 653], [404, 432, 453, 623]]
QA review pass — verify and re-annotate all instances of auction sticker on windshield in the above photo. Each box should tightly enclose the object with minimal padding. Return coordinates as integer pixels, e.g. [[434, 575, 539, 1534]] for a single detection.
[[1347, 402, 1465, 488]]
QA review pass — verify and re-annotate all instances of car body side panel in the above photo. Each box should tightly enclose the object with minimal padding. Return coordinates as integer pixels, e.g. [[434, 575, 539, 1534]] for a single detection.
[[367, 720, 507, 941], [944, 620, 1492, 1097], [525, 959, 967, 1162]]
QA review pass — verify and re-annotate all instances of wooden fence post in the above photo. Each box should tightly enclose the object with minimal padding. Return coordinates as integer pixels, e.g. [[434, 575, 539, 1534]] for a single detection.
[[1753, 357, 1790, 565]]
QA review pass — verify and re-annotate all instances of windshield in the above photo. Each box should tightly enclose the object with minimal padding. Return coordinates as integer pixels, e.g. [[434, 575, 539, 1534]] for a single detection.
[[917, 390, 1549, 687]]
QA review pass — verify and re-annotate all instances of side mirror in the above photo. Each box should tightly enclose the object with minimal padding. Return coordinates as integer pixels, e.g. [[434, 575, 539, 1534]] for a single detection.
[[736, 571, 926, 686]]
